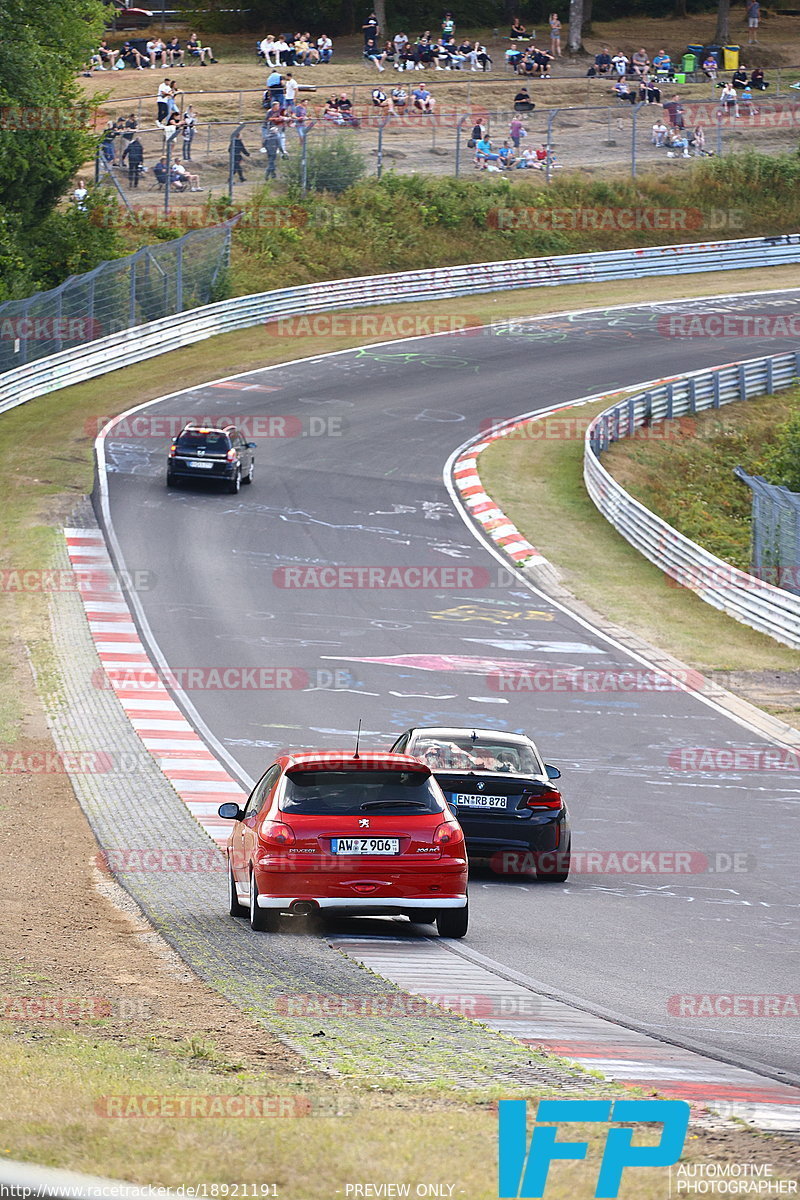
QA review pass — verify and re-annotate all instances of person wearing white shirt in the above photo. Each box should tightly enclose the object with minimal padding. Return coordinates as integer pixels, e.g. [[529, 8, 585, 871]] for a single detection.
[[317, 34, 333, 62], [611, 52, 628, 77], [284, 73, 299, 110], [72, 179, 88, 210], [260, 35, 277, 67]]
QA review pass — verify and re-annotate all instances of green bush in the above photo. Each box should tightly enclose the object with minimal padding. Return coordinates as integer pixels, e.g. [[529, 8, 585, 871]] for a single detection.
[[761, 403, 800, 493], [285, 137, 366, 196]]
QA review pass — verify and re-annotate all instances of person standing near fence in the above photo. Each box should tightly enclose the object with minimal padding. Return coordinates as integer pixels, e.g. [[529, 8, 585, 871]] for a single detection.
[[746, 0, 760, 44], [156, 78, 172, 124], [181, 106, 196, 159], [549, 13, 562, 57], [261, 123, 280, 178], [121, 136, 144, 187]]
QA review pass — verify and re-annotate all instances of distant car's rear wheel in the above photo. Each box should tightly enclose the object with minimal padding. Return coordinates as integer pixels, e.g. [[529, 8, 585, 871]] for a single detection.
[[229, 863, 247, 917], [407, 909, 436, 924], [242, 460, 254, 484], [249, 871, 278, 931], [166, 471, 176, 487], [227, 468, 241, 495], [436, 902, 468, 938], [536, 847, 571, 883]]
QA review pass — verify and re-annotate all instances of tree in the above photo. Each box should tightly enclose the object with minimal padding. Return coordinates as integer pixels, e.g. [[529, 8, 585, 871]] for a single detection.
[[568, 0, 584, 54], [714, 0, 731, 46], [0, 0, 106, 225]]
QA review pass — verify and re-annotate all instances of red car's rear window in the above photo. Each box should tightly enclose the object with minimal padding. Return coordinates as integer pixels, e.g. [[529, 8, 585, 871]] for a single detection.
[[281, 769, 444, 816]]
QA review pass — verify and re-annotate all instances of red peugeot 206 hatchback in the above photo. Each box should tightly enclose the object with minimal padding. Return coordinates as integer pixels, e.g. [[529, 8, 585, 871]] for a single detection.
[[218, 751, 469, 937]]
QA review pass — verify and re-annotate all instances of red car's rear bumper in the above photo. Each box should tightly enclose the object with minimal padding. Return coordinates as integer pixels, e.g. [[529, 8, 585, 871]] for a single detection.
[[253, 858, 467, 909]]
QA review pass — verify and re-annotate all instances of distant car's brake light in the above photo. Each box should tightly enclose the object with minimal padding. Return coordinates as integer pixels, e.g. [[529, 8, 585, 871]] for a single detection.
[[168, 443, 176, 457], [523, 789, 562, 810], [226, 448, 237, 462], [433, 821, 463, 845], [260, 821, 296, 846]]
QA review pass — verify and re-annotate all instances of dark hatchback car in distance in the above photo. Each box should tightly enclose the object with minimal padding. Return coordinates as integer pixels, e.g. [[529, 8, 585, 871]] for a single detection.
[[391, 727, 570, 881], [167, 424, 256, 493]]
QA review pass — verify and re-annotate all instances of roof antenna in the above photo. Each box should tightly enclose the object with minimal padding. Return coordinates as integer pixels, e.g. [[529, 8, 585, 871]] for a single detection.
[[354, 718, 362, 760]]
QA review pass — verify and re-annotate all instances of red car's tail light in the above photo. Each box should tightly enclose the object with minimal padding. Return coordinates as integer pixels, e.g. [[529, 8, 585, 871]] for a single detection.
[[226, 448, 237, 462], [260, 821, 296, 846], [433, 821, 463, 845], [523, 789, 562, 810]]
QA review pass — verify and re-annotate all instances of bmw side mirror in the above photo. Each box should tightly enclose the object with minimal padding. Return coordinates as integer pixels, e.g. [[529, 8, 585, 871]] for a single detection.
[[218, 802, 244, 820], [545, 764, 561, 780]]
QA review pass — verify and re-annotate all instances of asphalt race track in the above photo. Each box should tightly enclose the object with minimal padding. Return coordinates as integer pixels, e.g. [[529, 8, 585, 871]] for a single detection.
[[99, 289, 800, 1083]]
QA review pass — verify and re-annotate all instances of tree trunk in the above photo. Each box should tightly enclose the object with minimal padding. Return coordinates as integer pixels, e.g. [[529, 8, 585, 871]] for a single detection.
[[373, 0, 387, 42], [582, 0, 593, 36], [568, 0, 584, 54], [714, 0, 730, 45], [672, 0, 687, 18]]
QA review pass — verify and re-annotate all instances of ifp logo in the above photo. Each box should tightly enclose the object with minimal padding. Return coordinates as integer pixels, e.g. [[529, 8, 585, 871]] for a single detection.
[[498, 1099, 690, 1197]]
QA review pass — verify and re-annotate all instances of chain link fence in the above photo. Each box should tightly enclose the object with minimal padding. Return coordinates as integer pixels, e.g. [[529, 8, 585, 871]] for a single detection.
[[0, 222, 234, 373], [734, 468, 800, 595]]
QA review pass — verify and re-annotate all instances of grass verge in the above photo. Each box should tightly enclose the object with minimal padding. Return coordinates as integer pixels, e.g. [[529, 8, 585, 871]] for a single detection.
[[602, 386, 800, 572], [3, 1023, 799, 1196]]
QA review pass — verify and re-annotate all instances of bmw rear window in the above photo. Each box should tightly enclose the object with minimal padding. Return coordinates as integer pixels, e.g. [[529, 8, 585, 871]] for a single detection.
[[412, 738, 543, 775], [281, 769, 445, 815], [176, 432, 230, 453]]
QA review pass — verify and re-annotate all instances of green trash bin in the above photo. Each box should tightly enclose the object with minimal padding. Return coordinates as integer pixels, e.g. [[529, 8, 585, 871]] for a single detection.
[[723, 45, 740, 70], [681, 52, 697, 73]]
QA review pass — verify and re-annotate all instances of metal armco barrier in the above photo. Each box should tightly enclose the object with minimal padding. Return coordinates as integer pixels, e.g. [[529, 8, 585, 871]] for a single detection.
[[584, 351, 800, 650], [1, 234, 799, 420]]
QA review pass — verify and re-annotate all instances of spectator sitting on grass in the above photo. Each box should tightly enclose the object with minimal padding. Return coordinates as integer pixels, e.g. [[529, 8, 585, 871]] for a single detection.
[[651, 119, 667, 145], [173, 160, 202, 190], [702, 54, 718, 80], [323, 95, 344, 121], [515, 146, 541, 168], [611, 50, 629, 77], [497, 140, 516, 167], [593, 47, 612, 75], [750, 66, 768, 89], [666, 126, 690, 156], [318, 34, 333, 62], [639, 75, 661, 103], [632, 47, 650, 75], [147, 38, 166, 68], [166, 37, 184, 66], [412, 82, 435, 111], [121, 41, 146, 69], [364, 36, 386, 70], [391, 85, 407, 111], [337, 92, 360, 125], [260, 35, 278, 66], [471, 41, 491, 71], [614, 77, 636, 103], [372, 86, 394, 113], [474, 135, 500, 167], [652, 49, 673, 78], [91, 39, 119, 70], [510, 16, 527, 39], [186, 33, 215, 65], [732, 64, 748, 88]]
